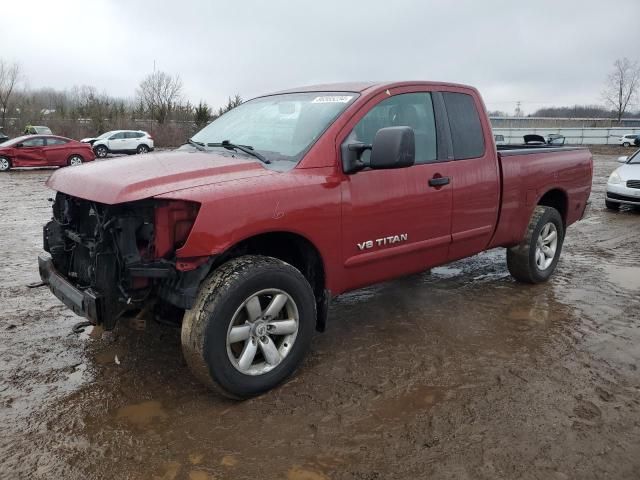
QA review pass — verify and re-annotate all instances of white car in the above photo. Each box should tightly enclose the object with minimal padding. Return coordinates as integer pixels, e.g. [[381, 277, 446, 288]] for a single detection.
[[83, 130, 154, 158], [606, 150, 640, 209], [618, 134, 638, 147]]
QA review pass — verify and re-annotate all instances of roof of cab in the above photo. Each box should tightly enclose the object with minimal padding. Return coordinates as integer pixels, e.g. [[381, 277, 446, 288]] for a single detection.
[[269, 81, 474, 96]]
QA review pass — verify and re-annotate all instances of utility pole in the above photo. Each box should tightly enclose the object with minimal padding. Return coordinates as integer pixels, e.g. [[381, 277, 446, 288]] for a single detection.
[[514, 101, 523, 117]]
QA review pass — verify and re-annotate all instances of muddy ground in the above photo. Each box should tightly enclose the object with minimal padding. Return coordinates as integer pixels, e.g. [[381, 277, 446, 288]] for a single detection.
[[1, 154, 639, 480]]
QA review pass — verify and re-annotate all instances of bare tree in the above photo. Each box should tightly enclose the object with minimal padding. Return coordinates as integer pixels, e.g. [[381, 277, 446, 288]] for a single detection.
[[0, 60, 21, 128], [602, 57, 640, 122], [136, 70, 183, 124]]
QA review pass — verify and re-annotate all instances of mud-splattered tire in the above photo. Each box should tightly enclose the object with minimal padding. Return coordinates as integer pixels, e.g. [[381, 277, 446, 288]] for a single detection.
[[181, 255, 316, 399], [507, 206, 564, 284], [605, 199, 620, 210]]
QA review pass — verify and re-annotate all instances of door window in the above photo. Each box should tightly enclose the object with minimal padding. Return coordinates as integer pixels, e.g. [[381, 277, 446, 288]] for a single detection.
[[442, 92, 485, 159], [110, 132, 126, 140], [22, 137, 45, 147], [46, 138, 68, 145], [352, 93, 438, 164]]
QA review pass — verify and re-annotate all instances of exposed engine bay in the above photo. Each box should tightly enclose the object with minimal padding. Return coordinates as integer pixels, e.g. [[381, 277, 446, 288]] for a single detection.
[[42, 193, 204, 329]]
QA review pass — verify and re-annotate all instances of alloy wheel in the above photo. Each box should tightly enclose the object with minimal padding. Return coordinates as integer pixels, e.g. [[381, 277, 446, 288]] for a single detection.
[[226, 289, 299, 376], [535, 222, 558, 270]]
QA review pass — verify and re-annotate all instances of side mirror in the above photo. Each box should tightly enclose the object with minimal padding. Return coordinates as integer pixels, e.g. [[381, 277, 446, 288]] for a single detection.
[[617, 156, 628, 163], [369, 127, 415, 170], [342, 126, 415, 174]]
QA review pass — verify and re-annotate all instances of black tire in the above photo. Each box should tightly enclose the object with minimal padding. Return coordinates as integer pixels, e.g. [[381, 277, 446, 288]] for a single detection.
[[623, 142, 630, 147], [67, 154, 83, 166], [605, 199, 620, 210], [136, 144, 149, 154], [0, 156, 10, 172], [181, 255, 316, 399], [94, 145, 108, 158], [507, 206, 564, 284]]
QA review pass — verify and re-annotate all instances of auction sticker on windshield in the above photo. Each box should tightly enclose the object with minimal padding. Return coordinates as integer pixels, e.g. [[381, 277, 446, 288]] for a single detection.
[[311, 95, 354, 103]]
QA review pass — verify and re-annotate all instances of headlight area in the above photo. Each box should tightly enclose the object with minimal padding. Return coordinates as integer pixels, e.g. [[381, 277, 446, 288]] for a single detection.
[[42, 194, 207, 330], [608, 170, 623, 185]]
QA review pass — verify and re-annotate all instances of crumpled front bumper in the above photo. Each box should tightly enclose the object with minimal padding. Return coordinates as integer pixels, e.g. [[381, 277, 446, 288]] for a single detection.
[[38, 254, 103, 324]]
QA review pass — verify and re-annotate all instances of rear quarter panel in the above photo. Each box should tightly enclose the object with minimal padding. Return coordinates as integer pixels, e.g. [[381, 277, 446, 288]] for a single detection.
[[489, 148, 593, 248]]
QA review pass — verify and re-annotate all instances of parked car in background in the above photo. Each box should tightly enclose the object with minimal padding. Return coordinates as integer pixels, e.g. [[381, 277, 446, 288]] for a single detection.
[[619, 134, 638, 147], [635, 136, 640, 147], [24, 125, 53, 135], [546, 133, 566, 145], [0, 135, 95, 171], [606, 150, 640, 209], [0, 130, 8, 143], [84, 130, 154, 157], [494, 134, 505, 145], [523, 134, 566, 146]]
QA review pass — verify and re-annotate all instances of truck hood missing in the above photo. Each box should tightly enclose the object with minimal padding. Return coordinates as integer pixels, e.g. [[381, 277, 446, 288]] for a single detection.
[[46, 150, 274, 204]]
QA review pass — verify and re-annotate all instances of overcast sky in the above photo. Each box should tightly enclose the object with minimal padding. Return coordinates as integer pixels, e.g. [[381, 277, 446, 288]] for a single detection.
[[1, 0, 638, 114]]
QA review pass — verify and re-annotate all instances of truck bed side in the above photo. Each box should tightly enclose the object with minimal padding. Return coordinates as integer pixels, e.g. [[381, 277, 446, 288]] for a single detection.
[[489, 146, 593, 249]]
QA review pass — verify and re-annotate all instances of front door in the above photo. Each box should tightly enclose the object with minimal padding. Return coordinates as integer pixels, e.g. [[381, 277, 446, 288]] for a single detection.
[[15, 137, 47, 167], [107, 132, 127, 152], [339, 89, 453, 290]]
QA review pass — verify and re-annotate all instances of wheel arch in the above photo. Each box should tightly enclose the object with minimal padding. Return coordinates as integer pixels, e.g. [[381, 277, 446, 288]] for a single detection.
[[210, 231, 329, 331], [537, 188, 568, 226]]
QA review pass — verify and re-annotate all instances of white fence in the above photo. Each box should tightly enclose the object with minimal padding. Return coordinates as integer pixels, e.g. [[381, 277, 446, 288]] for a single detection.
[[492, 127, 640, 145]]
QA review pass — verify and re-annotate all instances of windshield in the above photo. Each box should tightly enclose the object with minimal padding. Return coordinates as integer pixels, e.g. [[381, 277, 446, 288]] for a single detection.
[[628, 149, 640, 164], [0, 135, 29, 147], [96, 131, 115, 140], [190, 92, 358, 166]]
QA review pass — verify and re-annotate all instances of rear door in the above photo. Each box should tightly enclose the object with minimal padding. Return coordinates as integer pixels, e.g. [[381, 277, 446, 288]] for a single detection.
[[44, 137, 71, 165], [124, 131, 140, 150], [438, 89, 500, 261], [15, 137, 47, 167], [339, 88, 453, 289]]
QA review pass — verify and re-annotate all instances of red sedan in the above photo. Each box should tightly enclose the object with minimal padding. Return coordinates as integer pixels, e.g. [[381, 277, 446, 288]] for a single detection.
[[0, 135, 96, 171]]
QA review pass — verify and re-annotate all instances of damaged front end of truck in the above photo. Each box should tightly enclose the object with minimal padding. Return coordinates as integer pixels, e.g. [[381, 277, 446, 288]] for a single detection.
[[38, 192, 208, 330]]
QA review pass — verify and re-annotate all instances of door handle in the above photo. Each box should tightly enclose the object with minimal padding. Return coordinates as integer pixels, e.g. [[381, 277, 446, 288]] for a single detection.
[[428, 176, 450, 187]]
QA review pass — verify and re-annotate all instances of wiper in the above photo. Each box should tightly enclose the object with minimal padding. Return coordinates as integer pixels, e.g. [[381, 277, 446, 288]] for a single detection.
[[187, 138, 206, 151], [208, 140, 271, 164]]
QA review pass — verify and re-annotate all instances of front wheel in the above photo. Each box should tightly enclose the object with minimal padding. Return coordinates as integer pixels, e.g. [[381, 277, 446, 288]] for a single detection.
[[181, 255, 316, 399], [0, 157, 10, 172], [623, 142, 630, 147], [507, 206, 564, 284], [94, 145, 108, 158]]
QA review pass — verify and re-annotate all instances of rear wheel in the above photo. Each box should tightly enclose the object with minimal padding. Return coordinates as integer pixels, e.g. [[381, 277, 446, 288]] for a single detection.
[[507, 206, 564, 284], [181, 255, 316, 399], [67, 155, 83, 166], [0, 157, 10, 172], [136, 144, 149, 154], [94, 145, 108, 158], [605, 199, 620, 210]]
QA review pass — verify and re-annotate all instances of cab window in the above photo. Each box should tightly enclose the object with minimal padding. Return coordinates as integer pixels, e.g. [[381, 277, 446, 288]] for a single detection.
[[22, 137, 45, 147], [352, 92, 437, 164]]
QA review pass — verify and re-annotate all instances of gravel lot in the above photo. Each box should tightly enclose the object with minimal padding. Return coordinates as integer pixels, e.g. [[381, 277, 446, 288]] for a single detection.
[[1, 154, 639, 480]]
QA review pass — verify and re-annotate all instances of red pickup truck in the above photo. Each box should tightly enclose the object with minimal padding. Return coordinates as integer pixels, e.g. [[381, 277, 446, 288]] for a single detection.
[[38, 82, 592, 398]]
